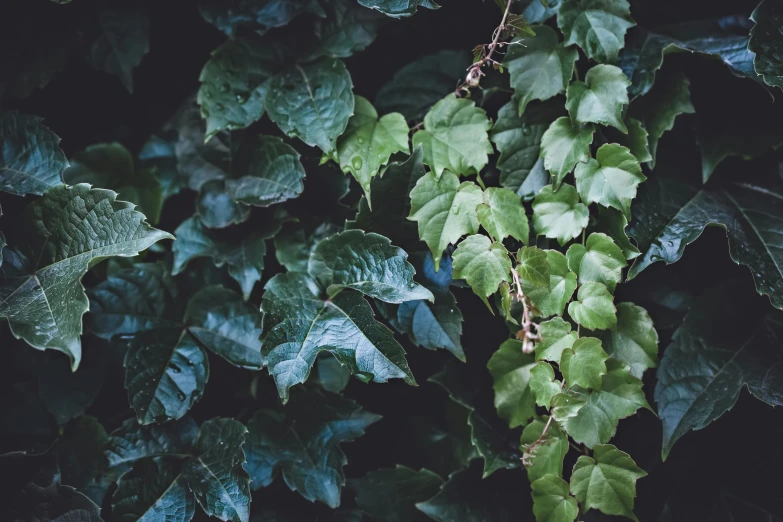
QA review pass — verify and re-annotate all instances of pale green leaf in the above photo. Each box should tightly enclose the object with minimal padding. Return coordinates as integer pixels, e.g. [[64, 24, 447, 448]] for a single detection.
[[535, 317, 577, 363], [566, 232, 627, 292], [523, 251, 578, 319], [452, 234, 511, 304], [517, 246, 549, 288], [566, 65, 630, 132], [560, 337, 609, 391], [532, 184, 589, 246], [557, 0, 635, 63], [477, 187, 530, 243], [0, 112, 66, 196], [532, 475, 579, 522], [488, 339, 537, 428], [530, 362, 562, 408], [568, 282, 617, 330], [540, 117, 595, 189], [599, 302, 658, 378]]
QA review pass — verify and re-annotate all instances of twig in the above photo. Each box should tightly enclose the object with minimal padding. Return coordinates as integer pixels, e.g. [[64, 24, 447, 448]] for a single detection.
[[456, 0, 514, 96]]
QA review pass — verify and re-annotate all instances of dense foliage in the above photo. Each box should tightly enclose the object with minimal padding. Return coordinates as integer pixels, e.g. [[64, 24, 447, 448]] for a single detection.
[[1, 0, 782, 520]]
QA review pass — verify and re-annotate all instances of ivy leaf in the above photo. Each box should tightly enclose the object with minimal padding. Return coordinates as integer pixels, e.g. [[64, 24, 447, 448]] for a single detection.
[[357, 0, 439, 18], [105, 416, 199, 475], [397, 290, 465, 360], [655, 285, 783, 459], [0, 184, 172, 368], [58, 415, 109, 490], [570, 444, 646, 521], [520, 418, 569, 482], [375, 50, 471, 121], [185, 285, 264, 369], [568, 282, 617, 330], [536, 317, 578, 363], [532, 184, 590, 246], [307, 0, 383, 59], [517, 246, 550, 288], [613, 117, 652, 164], [124, 328, 209, 425], [532, 475, 579, 522], [198, 38, 287, 141], [477, 187, 530, 243], [488, 339, 536, 428], [337, 96, 409, 204], [112, 457, 196, 522], [183, 418, 251, 522], [274, 222, 341, 273], [552, 359, 650, 447], [575, 144, 644, 219], [466, 410, 523, 477], [560, 337, 609, 391], [198, 0, 325, 37], [408, 171, 483, 270], [750, 0, 783, 90], [197, 179, 251, 229], [566, 65, 630, 132], [0, 112, 66, 196], [530, 361, 562, 407], [524, 251, 578, 318], [266, 58, 354, 153], [261, 273, 415, 401], [245, 387, 380, 507], [540, 117, 595, 189], [566, 232, 627, 292], [351, 465, 443, 522], [87, 7, 150, 92], [504, 25, 578, 114], [557, 0, 635, 63], [452, 235, 511, 306], [309, 230, 434, 303], [599, 302, 658, 378], [593, 207, 640, 260], [516, 0, 561, 23]]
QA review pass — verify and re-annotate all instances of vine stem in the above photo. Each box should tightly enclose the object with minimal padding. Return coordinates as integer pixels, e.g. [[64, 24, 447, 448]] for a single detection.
[[456, 0, 514, 94]]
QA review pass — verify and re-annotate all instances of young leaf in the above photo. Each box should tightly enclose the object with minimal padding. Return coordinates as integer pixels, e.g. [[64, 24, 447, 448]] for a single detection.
[[517, 246, 550, 288], [529, 362, 562, 408], [532, 184, 589, 246], [337, 96, 409, 204], [557, 0, 635, 63], [568, 282, 617, 330], [523, 251, 578, 318], [566, 65, 631, 132], [488, 339, 537, 428], [749, 0, 783, 90], [452, 234, 511, 305], [351, 465, 443, 522], [0, 112, 66, 196], [309, 229, 433, 303], [0, 184, 172, 368], [357, 0, 439, 18], [574, 144, 644, 219], [87, 7, 150, 92], [476, 187, 530, 243], [245, 388, 381, 507], [570, 444, 646, 521], [112, 457, 196, 522], [566, 232, 628, 292], [520, 418, 569, 482], [504, 25, 578, 114], [560, 337, 609, 391], [266, 58, 354, 153], [408, 171, 483, 270], [536, 317, 578, 363], [540, 117, 595, 189], [599, 302, 658, 378], [531, 475, 579, 522]]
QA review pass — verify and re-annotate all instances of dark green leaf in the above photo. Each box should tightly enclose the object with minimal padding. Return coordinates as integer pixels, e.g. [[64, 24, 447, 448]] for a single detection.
[[308, 0, 383, 59], [351, 465, 443, 522], [59, 415, 108, 489], [397, 290, 464, 360], [357, 0, 439, 18], [557, 0, 635, 63], [517, 246, 550, 288], [112, 456, 195, 522], [105, 416, 199, 475], [87, 7, 150, 92], [197, 178, 252, 229], [750, 0, 783, 90], [199, 0, 325, 37], [274, 222, 341, 273], [0, 112, 66, 196], [488, 339, 536, 428]]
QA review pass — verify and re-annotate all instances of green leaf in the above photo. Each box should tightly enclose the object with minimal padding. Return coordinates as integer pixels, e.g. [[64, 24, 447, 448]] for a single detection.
[[524, 251, 578, 318], [199, 0, 325, 37], [566, 65, 630, 132], [536, 317, 578, 363], [532, 184, 589, 246], [185, 285, 264, 369], [124, 328, 209, 424], [517, 246, 550, 288], [408, 171, 483, 270], [197, 179, 251, 229], [266, 58, 354, 153], [397, 290, 465, 360], [593, 207, 640, 260], [540, 117, 595, 189], [412, 94, 493, 178], [0, 112, 66, 196], [452, 234, 511, 305], [59, 415, 109, 489], [467, 410, 523, 478], [307, 0, 383, 59], [245, 387, 380, 507], [309, 230, 434, 303], [261, 273, 415, 401], [599, 302, 658, 378], [557, 0, 635, 63], [531, 475, 579, 522], [612, 117, 652, 163], [112, 457, 195, 522], [566, 232, 627, 292], [749, 0, 783, 90], [488, 339, 537, 428], [105, 416, 199, 475], [575, 144, 644, 219], [529, 362, 562, 408], [477, 187, 530, 243], [313, 354, 352, 393], [274, 222, 341, 273], [560, 337, 609, 391], [63, 142, 163, 224], [570, 444, 646, 521], [516, 0, 561, 23], [337, 96, 409, 204], [0, 184, 172, 368], [198, 38, 287, 141], [568, 282, 617, 330], [351, 465, 443, 522], [552, 359, 650, 447], [375, 50, 471, 121], [183, 418, 251, 522], [87, 7, 150, 92], [504, 25, 578, 114], [520, 418, 569, 482], [357, 0, 439, 18]]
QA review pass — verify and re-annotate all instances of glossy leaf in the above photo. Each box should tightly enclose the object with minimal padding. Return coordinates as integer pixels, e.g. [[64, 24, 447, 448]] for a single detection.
[[488, 339, 536, 428], [397, 290, 465, 360], [112, 457, 196, 522], [599, 302, 658, 378], [0, 112, 66, 196], [540, 117, 595, 189], [566, 65, 630, 132], [105, 416, 199, 474], [557, 0, 635, 63], [517, 246, 550, 288], [566, 232, 627, 292], [477, 187, 530, 243], [532, 184, 589, 246]]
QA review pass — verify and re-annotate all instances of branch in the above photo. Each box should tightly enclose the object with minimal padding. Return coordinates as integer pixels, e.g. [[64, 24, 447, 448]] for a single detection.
[[456, 0, 514, 95]]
